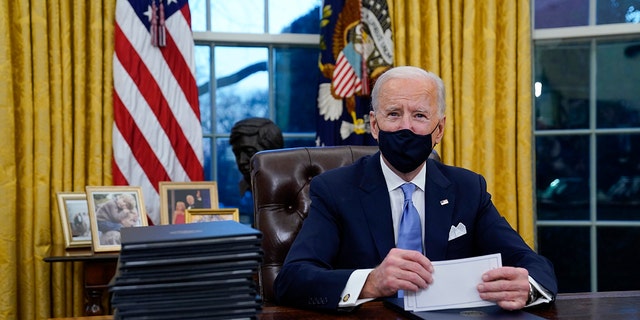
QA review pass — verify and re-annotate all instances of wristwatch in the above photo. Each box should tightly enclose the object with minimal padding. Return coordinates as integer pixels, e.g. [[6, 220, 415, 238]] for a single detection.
[[526, 283, 538, 304]]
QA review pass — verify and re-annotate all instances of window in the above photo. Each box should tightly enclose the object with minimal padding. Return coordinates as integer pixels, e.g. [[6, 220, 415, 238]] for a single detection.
[[534, 0, 640, 292], [191, 0, 322, 224]]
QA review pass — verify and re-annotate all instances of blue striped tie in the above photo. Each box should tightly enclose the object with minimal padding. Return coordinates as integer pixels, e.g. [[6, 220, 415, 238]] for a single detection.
[[397, 183, 422, 298]]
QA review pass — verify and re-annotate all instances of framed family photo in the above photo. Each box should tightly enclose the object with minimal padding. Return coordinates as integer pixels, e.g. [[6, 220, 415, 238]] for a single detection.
[[185, 208, 239, 223], [56, 192, 92, 249], [158, 181, 219, 225], [85, 186, 148, 252]]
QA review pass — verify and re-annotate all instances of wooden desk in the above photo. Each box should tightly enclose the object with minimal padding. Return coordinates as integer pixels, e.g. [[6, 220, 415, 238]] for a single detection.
[[44, 245, 119, 316], [50, 290, 640, 319], [529, 290, 640, 319], [260, 291, 640, 319]]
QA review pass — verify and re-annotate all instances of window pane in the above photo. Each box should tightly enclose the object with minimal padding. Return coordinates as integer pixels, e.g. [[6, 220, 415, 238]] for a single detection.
[[597, 133, 640, 220], [203, 136, 212, 181], [274, 47, 320, 133], [597, 0, 640, 24], [214, 47, 269, 133], [535, 0, 589, 29], [538, 226, 590, 293], [535, 42, 590, 130], [597, 227, 640, 291], [269, 0, 321, 34], [195, 45, 212, 134], [596, 39, 640, 129], [211, 0, 264, 33], [284, 138, 317, 148], [536, 135, 590, 220], [190, 0, 207, 31]]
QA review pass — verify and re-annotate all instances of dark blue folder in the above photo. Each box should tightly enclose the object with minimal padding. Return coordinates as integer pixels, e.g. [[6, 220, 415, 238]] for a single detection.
[[120, 220, 261, 247]]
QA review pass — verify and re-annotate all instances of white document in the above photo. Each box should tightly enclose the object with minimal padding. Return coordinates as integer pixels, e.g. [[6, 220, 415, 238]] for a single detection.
[[404, 253, 502, 311]]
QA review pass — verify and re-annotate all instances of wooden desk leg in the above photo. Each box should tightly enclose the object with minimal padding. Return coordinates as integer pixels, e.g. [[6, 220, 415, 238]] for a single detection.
[[83, 260, 117, 316]]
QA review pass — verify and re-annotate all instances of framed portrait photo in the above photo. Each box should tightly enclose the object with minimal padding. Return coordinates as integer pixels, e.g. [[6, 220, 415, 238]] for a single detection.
[[56, 192, 92, 249], [185, 208, 239, 223], [85, 186, 148, 252], [158, 181, 219, 225]]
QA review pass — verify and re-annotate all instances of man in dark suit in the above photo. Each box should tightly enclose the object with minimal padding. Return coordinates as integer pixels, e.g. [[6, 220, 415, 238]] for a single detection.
[[274, 66, 557, 311]]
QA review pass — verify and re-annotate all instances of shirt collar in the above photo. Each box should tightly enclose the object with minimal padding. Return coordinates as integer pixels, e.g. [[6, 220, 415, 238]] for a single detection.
[[379, 154, 426, 192]]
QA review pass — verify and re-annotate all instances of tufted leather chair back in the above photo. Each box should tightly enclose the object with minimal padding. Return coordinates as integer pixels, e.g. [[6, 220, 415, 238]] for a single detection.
[[250, 145, 379, 302]]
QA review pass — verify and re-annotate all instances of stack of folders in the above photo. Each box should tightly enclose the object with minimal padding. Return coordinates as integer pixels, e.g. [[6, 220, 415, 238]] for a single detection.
[[109, 220, 263, 320]]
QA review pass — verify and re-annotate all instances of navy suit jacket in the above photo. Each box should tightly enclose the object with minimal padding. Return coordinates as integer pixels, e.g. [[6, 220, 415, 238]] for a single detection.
[[274, 152, 557, 310]]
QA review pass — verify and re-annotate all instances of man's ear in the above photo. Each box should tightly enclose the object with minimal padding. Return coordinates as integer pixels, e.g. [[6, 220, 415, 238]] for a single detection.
[[434, 116, 446, 144], [370, 111, 379, 140]]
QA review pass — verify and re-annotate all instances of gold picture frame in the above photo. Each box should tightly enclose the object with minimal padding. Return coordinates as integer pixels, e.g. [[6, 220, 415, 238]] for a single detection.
[[56, 192, 92, 249], [85, 186, 148, 252], [158, 181, 219, 225], [185, 208, 239, 223]]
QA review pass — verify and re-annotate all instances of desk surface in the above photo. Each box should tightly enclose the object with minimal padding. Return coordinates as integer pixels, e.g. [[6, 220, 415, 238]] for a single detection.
[[50, 290, 640, 320], [532, 290, 640, 319]]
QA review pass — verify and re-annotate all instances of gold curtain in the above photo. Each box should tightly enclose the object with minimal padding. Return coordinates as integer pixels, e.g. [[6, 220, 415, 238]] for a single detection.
[[0, 0, 115, 318], [388, 0, 535, 246]]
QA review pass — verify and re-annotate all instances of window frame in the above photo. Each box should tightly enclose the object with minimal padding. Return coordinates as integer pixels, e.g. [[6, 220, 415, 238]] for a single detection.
[[532, 2, 640, 292]]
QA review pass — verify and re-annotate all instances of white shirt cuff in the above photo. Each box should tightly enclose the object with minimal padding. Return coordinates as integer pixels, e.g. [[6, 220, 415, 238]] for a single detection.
[[527, 275, 553, 307], [338, 269, 376, 308]]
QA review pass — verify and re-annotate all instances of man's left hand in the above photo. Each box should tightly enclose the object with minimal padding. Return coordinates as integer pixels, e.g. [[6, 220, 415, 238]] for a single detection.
[[477, 266, 530, 310]]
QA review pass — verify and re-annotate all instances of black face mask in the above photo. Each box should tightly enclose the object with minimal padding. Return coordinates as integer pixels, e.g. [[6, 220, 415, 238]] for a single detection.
[[377, 124, 438, 173]]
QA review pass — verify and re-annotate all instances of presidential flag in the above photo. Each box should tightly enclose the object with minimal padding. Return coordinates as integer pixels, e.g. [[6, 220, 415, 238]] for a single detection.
[[316, 0, 394, 146], [112, 0, 203, 224]]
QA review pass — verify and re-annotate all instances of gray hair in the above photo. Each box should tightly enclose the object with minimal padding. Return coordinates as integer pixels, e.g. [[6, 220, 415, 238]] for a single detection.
[[370, 66, 446, 118]]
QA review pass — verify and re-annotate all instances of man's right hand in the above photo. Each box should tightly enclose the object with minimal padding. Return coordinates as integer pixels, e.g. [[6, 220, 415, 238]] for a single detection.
[[359, 248, 434, 298]]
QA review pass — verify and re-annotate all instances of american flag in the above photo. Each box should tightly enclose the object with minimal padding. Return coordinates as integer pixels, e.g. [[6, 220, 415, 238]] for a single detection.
[[112, 0, 203, 224]]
